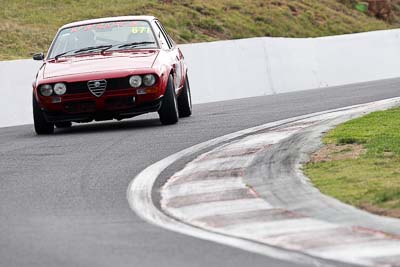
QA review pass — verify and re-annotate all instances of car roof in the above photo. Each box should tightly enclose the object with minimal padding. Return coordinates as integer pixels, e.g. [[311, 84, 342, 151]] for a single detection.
[[60, 16, 157, 29]]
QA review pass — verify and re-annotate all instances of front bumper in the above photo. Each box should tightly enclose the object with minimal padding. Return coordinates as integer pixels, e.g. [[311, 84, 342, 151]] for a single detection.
[[38, 89, 163, 123]]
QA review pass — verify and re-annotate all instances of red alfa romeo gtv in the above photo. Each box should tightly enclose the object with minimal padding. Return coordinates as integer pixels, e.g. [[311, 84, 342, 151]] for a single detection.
[[32, 16, 192, 134]]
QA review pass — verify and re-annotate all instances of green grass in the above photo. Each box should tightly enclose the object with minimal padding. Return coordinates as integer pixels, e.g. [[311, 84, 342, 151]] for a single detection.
[[1, 0, 392, 60], [304, 108, 400, 217]]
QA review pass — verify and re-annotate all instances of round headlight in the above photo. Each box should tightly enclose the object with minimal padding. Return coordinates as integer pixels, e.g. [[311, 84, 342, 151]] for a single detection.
[[54, 83, 67, 95], [143, 74, 156, 87], [129, 75, 142, 88], [40, 84, 53, 96]]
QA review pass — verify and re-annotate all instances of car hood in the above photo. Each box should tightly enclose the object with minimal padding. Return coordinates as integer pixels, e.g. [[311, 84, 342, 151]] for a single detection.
[[43, 50, 159, 79]]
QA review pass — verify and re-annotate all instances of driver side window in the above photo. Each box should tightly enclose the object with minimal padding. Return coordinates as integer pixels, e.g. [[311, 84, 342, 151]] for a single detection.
[[154, 22, 171, 50]]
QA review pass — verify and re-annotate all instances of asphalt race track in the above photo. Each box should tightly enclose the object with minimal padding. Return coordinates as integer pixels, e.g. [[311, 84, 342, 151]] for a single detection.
[[1, 78, 400, 267]]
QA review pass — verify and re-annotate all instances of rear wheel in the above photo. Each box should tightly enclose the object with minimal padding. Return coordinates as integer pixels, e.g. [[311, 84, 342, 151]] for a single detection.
[[178, 73, 192, 118], [158, 75, 179, 125], [33, 95, 54, 135], [55, 121, 72, 128]]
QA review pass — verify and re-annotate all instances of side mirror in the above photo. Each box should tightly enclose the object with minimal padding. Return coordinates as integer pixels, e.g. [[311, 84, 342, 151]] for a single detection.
[[33, 53, 45, 61]]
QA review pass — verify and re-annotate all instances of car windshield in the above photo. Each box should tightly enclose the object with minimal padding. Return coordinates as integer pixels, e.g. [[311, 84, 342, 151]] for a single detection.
[[48, 20, 158, 59]]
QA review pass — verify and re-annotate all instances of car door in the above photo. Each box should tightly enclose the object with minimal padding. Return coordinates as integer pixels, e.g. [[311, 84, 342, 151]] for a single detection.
[[154, 20, 184, 91]]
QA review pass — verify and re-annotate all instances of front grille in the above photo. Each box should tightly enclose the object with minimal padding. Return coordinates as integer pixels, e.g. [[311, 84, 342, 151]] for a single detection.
[[67, 77, 131, 95], [87, 80, 107, 97]]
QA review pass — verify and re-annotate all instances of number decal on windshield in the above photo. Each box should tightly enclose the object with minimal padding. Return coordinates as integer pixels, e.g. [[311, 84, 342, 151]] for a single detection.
[[131, 26, 151, 34]]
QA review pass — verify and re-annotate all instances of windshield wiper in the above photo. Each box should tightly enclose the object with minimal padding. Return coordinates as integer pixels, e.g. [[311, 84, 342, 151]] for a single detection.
[[117, 41, 156, 49], [100, 42, 156, 53], [54, 45, 112, 60], [74, 45, 113, 54], [54, 42, 155, 60], [54, 49, 77, 60]]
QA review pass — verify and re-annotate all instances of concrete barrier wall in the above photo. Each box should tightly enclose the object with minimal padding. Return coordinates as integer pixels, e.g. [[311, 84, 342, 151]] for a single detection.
[[315, 30, 400, 87], [2, 29, 400, 127], [0, 60, 41, 128], [180, 38, 273, 103]]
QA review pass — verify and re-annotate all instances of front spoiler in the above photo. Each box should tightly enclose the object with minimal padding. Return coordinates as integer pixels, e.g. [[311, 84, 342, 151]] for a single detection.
[[43, 99, 162, 123]]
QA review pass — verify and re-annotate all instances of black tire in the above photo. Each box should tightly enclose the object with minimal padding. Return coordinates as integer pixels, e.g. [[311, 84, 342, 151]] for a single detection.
[[33, 95, 54, 135], [55, 121, 72, 128], [158, 75, 179, 125], [177, 73, 192, 118]]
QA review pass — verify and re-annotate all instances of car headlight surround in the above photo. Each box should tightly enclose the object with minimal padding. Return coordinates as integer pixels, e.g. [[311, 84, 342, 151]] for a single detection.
[[129, 75, 142, 88], [40, 84, 53, 96], [143, 74, 156, 87], [53, 83, 67, 95]]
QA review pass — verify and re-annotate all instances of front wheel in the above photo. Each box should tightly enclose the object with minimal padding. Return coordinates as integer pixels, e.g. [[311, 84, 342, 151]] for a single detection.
[[177, 73, 192, 118], [158, 75, 179, 125], [33, 95, 54, 135]]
